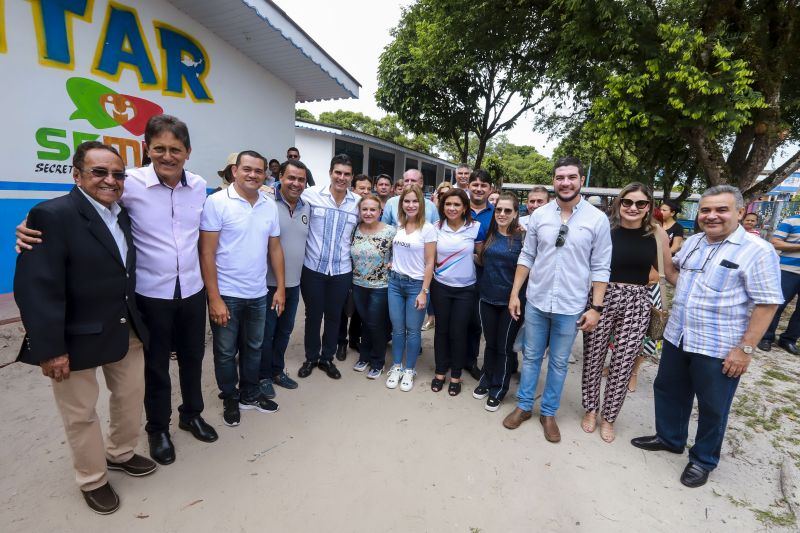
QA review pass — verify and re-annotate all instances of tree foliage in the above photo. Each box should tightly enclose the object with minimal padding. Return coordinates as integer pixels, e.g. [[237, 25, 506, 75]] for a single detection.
[[376, 0, 553, 167], [295, 108, 315, 121], [549, 0, 800, 198], [483, 136, 552, 186]]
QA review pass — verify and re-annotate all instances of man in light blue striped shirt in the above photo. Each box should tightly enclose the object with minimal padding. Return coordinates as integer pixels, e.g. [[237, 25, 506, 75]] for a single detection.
[[632, 185, 782, 489], [757, 214, 800, 354], [296, 154, 360, 380]]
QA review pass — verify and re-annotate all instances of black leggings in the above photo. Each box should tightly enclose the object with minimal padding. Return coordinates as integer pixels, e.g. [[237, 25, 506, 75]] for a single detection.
[[431, 279, 476, 378], [478, 300, 523, 400]]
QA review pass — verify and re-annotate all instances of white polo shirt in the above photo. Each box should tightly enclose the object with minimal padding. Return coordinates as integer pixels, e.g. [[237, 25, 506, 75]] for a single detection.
[[434, 221, 480, 287], [200, 185, 280, 299]]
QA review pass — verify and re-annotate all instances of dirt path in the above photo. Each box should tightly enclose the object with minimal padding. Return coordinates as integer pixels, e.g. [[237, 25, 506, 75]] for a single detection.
[[0, 301, 797, 532]]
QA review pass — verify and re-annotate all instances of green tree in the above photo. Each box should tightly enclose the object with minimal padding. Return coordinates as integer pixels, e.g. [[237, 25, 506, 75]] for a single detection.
[[549, 0, 800, 198], [317, 110, 440, 155], [295, 108, 316, 121], [376, 0, 553, 167], [483, 136, 552, 186]]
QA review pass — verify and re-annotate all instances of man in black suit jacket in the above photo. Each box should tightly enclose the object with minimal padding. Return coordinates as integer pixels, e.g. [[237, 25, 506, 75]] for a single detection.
[[14, 141, 157, 515]]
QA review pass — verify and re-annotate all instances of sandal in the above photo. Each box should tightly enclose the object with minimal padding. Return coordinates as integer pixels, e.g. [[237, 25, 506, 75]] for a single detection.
[[581, 411, 597, 433], [599, 419, 615, 443], [448, 380, 462, 396], [431, 376, 445, 392]]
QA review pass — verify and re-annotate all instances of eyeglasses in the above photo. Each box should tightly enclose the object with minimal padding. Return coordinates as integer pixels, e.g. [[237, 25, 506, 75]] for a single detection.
[[77, 166, 127, 181], [286, 153, 300, 160], [495, 207, 515, 215], [620, 199, 650, 209], [680, 240, 724, 272], [555, 224, 569, 247]]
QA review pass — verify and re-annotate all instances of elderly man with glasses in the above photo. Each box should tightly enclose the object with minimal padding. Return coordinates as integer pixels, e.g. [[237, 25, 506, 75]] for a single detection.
[[632, 185, 782, 488], [503, 156, 612, 443]]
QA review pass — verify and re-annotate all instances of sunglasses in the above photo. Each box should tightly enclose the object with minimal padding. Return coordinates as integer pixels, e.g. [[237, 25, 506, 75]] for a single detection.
[[78, 166, 127, 181], [620, 198, 650, 209], [495, 207, 515, 215], [555, 224, 569, 247]]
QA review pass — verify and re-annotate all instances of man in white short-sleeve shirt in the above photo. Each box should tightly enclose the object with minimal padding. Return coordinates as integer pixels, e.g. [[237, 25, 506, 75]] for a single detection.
[[199, 151, 286, 427]]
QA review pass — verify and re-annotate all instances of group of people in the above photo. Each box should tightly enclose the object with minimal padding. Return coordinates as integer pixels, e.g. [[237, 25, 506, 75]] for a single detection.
[[13, 113, 785, 515]]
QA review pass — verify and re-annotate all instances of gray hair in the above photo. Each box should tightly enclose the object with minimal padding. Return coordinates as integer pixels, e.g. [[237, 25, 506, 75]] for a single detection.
[[701, 185, 744, 209], [528, 185, 550, 197]]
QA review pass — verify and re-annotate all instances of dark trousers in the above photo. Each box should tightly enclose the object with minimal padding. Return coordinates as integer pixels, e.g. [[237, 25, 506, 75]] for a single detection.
[[654, 340, 740, 471], [763, 269, 800, 343], [136, 289, 206, 434], [300, 266, 352, 363], [431, 279, 476, 378], [351, 285, 389, 369], [478, 300, 523, 401], [466, 290, 482, 369], [338, 303, 362, 346], [259, 285, 301, 379]]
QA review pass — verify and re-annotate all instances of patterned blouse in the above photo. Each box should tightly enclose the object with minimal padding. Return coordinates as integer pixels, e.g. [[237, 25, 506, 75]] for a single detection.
[[351, 225, 396, 289]]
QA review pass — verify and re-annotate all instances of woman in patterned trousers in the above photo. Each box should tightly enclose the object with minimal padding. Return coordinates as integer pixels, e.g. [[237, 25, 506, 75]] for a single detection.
[[581, 183, 672, 442]]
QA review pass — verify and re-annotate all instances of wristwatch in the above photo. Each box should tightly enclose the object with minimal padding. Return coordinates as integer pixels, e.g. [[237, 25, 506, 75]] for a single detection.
[[739, 345, 754, 355], [422, 288, 430, 294], [589, 304, 604, 313]]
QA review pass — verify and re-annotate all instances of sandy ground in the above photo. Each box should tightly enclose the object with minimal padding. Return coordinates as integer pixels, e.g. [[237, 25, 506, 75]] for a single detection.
[[1, 300, 798, 533]]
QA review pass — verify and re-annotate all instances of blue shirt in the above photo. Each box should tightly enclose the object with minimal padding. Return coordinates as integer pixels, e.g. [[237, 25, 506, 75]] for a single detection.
[[301, 185, 359, 275], [664, 225, 783, 359], [381, 195, 440, 226], [773, 215, 800, 274], [517, 199, 612, 315], [471, 204, 494, 242], [479, 232, 526, 306]]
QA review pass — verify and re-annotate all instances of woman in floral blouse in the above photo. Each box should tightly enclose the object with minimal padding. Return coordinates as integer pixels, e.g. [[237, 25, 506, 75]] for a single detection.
[[350, 194, 396, 379]]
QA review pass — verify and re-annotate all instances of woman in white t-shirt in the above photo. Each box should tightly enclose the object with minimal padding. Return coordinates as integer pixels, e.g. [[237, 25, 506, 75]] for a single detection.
[[386, 185, 437, 392], [430, 188, 480, 396]]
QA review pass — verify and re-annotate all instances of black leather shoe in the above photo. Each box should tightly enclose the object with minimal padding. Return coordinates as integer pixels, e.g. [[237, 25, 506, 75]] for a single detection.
[[335, 343, 347, 361], [298, 361, 316, 378], [179, 416, 218, 443], [680, 462, 710, 488], [466, 363, 482, 381], [106, 454, 158, 477], [757, 339, 772, 351], [630, 435, 684, 454], [148, 431, 175, 465], [778, 339, 799, 355], [348, 339, 361, 352], [317, 360, 342, 379], [82, 482, 120, 514]]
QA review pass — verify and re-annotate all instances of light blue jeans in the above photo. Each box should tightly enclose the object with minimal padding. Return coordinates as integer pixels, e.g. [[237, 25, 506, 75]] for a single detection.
[[516, 302, 582, 415], [388, 271, 426, 370]]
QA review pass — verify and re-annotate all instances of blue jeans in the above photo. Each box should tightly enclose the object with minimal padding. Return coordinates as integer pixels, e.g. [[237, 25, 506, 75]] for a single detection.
[[388, 271, 426, 369], [211, 295, 267, 401], [763, 269, 800, 343], [516, 303, 582, 415], [654, 341, 740, 471], [259, 285, 301, 379], [351, 285, 388, 369]]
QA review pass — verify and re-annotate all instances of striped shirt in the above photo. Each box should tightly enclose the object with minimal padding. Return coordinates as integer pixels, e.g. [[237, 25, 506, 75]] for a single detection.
[[664, 225, 783, 359], [773, 215, 800, 274], [301, 185, 360, 275]]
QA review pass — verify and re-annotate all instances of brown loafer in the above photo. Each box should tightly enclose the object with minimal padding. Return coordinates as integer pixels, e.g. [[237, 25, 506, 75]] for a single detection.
[[107, 453, 158, 477], [540, 415, 561, 442], [502, 407, 532, 430], [82, 482, 120, 514]]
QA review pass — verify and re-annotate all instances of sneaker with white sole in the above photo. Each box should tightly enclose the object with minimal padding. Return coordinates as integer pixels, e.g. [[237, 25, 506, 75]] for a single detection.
[[473, 386, 489, 400], [485, 397, 501, 412], [399, 368, 415, 392], [239, 396, 279, 413], [353, 361, 369, 372], [367, 367, 383, 379], [386, 365, 403, 389]]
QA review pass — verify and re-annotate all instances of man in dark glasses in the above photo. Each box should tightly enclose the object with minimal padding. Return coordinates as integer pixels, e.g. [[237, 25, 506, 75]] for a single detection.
[[14, 142, 156, 514], [632, 185, 782, 488], [503, 156, 612, 444]]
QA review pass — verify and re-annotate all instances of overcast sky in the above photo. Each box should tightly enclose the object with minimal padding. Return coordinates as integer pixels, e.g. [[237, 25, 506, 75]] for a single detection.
[[276, 0, 796, 170], [276, 0, 559, 157]]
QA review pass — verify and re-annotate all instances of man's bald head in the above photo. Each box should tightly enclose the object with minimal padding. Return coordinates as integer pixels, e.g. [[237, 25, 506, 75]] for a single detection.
[[403, 168, 423, 187]]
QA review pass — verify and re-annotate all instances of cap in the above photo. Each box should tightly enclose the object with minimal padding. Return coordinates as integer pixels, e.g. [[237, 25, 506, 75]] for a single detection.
[[587, 195, 603, 207], [217, 152, 239, 177]]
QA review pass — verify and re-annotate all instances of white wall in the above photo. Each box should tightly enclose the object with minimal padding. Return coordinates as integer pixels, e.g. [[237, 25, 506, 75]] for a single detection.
[[295, 129, 333, 187]]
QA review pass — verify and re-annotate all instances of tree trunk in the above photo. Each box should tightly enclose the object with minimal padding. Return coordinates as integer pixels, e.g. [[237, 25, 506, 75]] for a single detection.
[[743, 148, 800, 200]]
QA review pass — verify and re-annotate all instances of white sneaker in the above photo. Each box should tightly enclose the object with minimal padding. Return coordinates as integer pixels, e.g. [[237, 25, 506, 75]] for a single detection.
[[353, 361, 368, 372], [399, 368, 415, 392], [386, 365, 403, 389]]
